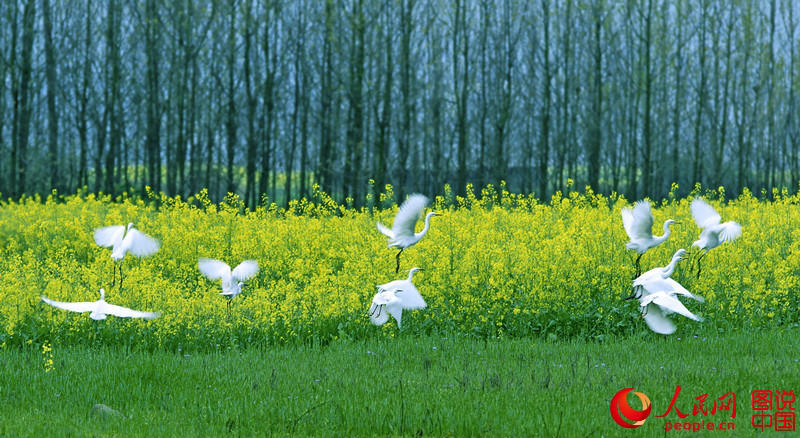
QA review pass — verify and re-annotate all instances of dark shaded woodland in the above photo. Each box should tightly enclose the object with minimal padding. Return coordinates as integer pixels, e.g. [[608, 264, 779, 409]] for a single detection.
[[1, 0, 799, 206]]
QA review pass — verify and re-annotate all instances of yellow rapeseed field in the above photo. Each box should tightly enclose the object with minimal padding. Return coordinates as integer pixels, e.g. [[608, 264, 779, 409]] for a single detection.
[[0, 183, 797, 350]]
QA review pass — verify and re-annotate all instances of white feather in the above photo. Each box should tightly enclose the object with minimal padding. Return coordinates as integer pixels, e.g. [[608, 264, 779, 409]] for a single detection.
[[642, 304, 677, 335], [93, 225, 125, 248], [231, 260, 259, 281], [123, 229, 160, 258], [41, 290, 159, 320]]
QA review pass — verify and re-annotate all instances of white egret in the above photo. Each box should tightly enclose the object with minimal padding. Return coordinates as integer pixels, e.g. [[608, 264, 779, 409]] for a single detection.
[[638, 291, 703, 335], [41, 288, 160, 320], [198, 258, 259, 312], [625, 249, 704, 334], [690, 198, 742, 278], [377, 194, 440, 273], [369, 267, 426, 328], [621, 201, 679, 276], [94, 223, 160, 290]]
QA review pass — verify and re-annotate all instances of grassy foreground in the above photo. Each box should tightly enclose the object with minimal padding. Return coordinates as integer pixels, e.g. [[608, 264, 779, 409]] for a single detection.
[[1, 329, 798, 437]]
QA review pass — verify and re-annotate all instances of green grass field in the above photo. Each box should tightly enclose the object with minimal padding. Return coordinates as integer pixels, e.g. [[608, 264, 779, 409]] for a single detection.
[[2, 328, 798, 437]]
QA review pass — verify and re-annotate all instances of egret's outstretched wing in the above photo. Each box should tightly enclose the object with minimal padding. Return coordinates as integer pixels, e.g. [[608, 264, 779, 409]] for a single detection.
[[125, 229, 160, 257], [640, 278, 704, 303], [691, 198, 721, 229], [644, 292, 703, 321], [198, 258, 231, 280], [630, 201, 655, 239], [376, 222, 393, 239], [41, 296, 96, 314], [717, 221, 742, 243], [642, 304, 676, 335], [376, 280, 403, 294], [391, 194, 429, 238], [386, 301, 404, 327], [621, 208, 635, 239], [396, 286, 426, 310], [102, 303, 160, 319], [94, 225, 125, 248], [232, 260, 259, 281]]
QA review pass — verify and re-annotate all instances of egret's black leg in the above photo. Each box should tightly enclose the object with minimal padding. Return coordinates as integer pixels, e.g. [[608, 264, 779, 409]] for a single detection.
[[634, 254, 642, 278], [395, 249, 404, 273], [119, 265, 124, 292], [110, 264, 116, 289], [695, 252, 706, 279]]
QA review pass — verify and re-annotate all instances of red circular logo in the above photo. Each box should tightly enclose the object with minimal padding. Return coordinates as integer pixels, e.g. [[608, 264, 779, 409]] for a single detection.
[[610, 388, 652, 428]]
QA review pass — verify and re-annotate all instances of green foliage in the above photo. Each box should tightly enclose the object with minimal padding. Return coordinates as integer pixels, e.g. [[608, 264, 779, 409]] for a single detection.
[[0, 330, 798, 436], [0, 185, 797, 351]]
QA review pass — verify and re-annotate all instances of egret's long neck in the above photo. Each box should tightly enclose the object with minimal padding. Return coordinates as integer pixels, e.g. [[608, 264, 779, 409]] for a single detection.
[[655, 221, 672, 243], [661, 257, 681, 278], [415, 215, 432, 238], [407, 271, 416, 282]]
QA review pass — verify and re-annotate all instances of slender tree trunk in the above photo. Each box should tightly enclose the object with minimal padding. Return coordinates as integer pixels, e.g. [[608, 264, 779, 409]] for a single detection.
[[317, 0, 335, 194], [260, 3, 275, 203], [225, 2, 237, 195], [538, 0, 551, 199], [693, 1, 708, 186], [244, 0, 257, 207], [105, 0, 121, 195], [43, 0, 60, 191], [14, 0, 36, 196], [397, 0, 415, 198], [374, 0, 392, 204], [671, 0, 684, 189], [587, 0, 603, 192], [145, 0, 161, 193], [285, 2, 304, 207], [641, 0, 653, 196], [454, 0, 470, 196]]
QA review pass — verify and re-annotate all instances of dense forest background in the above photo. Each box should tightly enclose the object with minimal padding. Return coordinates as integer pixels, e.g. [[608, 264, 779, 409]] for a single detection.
[[1, 0, 798, 206]]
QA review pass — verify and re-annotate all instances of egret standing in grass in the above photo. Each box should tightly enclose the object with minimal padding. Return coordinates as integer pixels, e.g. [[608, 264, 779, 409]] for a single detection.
[[625, 249, 705, 334], [41, 288, 160, 320], [369, 267, 427, 328], [690, 198, 742, 278], [621, 201, 679, 276], [198, 258, 259, 313], [377, 194, 440, 273], [94, 223, 160, 290]]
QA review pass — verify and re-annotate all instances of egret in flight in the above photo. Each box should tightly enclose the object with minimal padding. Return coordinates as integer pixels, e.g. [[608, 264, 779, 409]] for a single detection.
[[625, 249, 704, 334], [690, 198, 742, 278], [621, 201, 679, 276], [369, 267, 427, 328], [198, 258, 259, 313], [377, 194, 440, 273], [94, 223, 160, 290], [41, 288, 160, 320]]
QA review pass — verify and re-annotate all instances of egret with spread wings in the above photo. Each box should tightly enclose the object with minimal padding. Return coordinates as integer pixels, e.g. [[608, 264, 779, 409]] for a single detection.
[[198, 258, 259, 313], [41, 288, 160, 320], [621, 201, 679, 276], [377, 194, 440, 273], [690, 198, 742, 278], [94, 223, 160, 291], [626, 249, 704, 334], [369, 267, 427, 328]]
